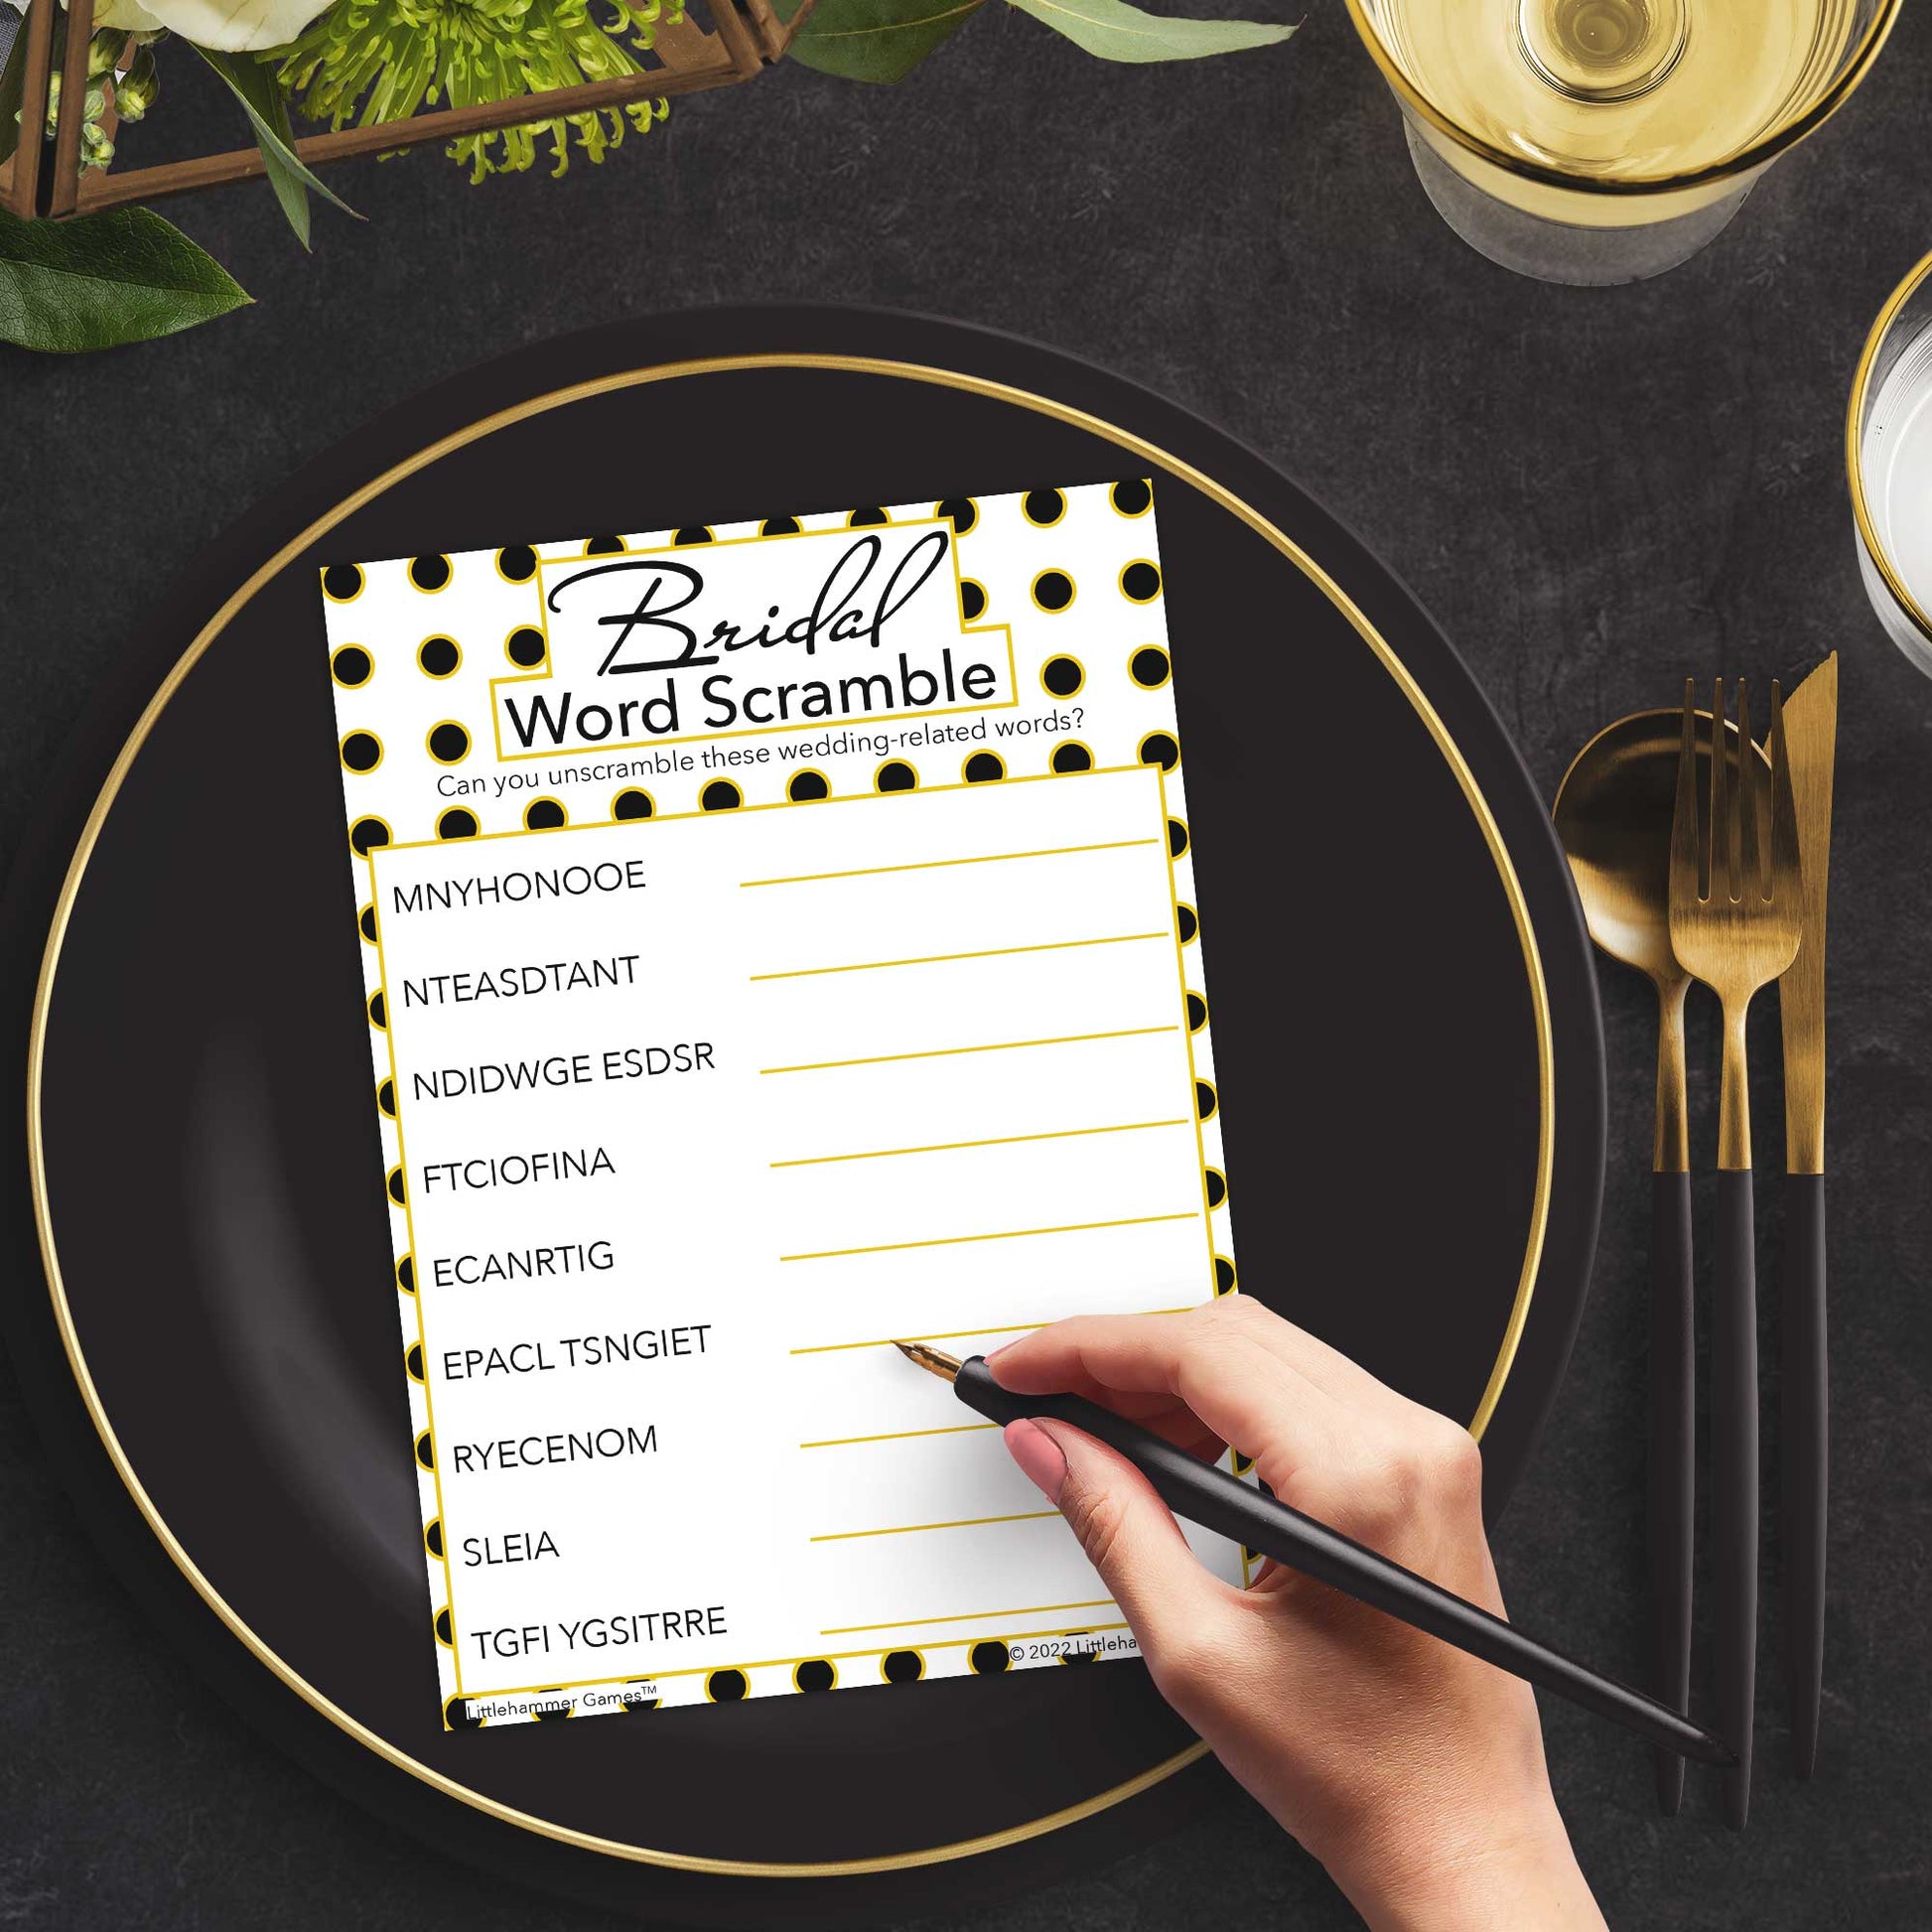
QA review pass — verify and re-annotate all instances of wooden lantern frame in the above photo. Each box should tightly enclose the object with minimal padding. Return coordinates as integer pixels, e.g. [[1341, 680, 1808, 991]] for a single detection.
[[1, 0, 813, 220]]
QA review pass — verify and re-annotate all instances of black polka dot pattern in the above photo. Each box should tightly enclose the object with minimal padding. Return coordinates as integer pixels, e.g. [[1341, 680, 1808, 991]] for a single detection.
[[1023, 487, 1065, 526], [787, 769, 830, 802], [1139, 731, 1179, 771], [882, 1650, 924, 1684], [1204, 1167, 1227, 1209], [1111, 479, 1153, 516], [409, 554, 452, 593], [936, 497, 977, 534], [1130, 645, 1172, 689], [960, 580, 987, 621], [793, 1659, 836, 1693], [613, 788, 654, 821], [397, 1256, 416, 1294], [524, 798, 567, 831], [1120, 561, 1162, 603], [701, 779, 743, 811], [427, 721, 472, 764], [1196, 1080, 1217, 1121], [1051, 742, 1093, 774], [331, 645, 372, 687], [760, 516, 801, 537], [1176, 902, 1198, 944], [340, 731, 381, 773], [707, 1669, 748, 1703], [322, 563, 363, 602], [1032, 570, 1074, 613], [496, 545, 537, 583], [349, 817, 389, 858], [437, 807, 479, 841], [505, 626, 546, 668], [1041, 655, 1084, 699], [418, 634, 461, 678], [968, 1640, 1011, 1675], [876, 760, 917, 793], [964, 752, 1006, 783]]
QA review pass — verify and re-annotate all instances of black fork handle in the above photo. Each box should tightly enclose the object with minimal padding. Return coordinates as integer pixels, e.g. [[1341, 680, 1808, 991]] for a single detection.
[[1714, 1168, 1757, 1830]]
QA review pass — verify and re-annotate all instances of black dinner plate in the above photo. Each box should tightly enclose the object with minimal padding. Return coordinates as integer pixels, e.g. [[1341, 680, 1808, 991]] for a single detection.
[[0, 307, 1603, 1926]]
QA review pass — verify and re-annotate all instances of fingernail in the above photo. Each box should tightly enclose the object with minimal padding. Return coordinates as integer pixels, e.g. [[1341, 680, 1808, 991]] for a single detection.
[[1003, 1419, 1067, 1502]]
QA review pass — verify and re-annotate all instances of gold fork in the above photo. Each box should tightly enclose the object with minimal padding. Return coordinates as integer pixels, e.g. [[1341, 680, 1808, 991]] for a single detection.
[[1668, 677, 1803, 1831]]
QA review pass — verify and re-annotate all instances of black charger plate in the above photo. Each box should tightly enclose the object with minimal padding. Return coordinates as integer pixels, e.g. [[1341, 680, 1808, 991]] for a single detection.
[[0, 308, 1603, 1925]]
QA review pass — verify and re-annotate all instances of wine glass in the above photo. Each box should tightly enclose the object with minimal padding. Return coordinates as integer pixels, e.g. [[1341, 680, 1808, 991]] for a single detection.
[[1850, 246, 1932, 677], [1342, 0, 1901, 286]]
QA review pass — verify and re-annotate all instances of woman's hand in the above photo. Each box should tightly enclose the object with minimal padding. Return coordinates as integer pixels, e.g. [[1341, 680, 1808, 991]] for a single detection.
[[991, 1298, 1604, 1932]]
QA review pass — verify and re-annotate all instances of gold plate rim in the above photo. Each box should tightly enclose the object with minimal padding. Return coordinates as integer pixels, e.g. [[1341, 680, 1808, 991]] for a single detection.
[[27, 352, 1553, 1880]]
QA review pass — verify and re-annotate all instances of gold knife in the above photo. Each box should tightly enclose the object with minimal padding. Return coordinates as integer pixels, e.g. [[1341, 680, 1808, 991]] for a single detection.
[[1779, 650, 1836, 1779]]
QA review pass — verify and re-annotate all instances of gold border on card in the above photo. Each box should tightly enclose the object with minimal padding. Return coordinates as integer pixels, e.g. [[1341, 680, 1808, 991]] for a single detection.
[[27, 356, 1554, 1878]]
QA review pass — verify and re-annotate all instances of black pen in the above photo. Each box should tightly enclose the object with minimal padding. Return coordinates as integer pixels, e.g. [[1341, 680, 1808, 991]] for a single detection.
[[896, 1342, 1734, 1770]]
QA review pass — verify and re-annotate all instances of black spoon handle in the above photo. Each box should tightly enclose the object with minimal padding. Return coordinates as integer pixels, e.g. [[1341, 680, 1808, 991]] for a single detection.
[[1650, 1169, 1695, 1816], [953, 1356, 1735, 1768], [1782, 1172, 1827, 1779], [1713, 1169, 1758, 1829]]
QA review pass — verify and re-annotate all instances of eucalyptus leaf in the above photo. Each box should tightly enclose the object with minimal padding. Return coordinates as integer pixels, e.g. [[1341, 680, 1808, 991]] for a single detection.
[[1010, 0, 1293, 62], [775, 0, 987, 84], [191, 44, 359, 249], [0, 205, 250, 353]]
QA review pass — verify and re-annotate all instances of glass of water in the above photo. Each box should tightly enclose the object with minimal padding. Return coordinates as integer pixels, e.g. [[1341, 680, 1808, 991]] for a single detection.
[[1851, 248, 1932, 676], [1341, 0, 1900, 286]]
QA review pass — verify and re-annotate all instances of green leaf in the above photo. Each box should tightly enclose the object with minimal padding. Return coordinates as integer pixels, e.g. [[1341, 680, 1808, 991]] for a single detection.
[[1010, 0, 1293, 62], [0, 205, 250, 353], [775, 0, 987, 83], [191, 44, 359, 249], [0, 12, 27, 169]]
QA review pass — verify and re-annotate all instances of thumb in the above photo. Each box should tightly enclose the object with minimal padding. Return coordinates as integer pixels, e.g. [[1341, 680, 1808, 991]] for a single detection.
[[1004, 1417, 1237, 1671]]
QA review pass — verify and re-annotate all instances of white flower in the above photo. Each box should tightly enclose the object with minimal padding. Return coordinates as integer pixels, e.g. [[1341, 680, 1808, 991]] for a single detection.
[[92, 0, 333, 53]]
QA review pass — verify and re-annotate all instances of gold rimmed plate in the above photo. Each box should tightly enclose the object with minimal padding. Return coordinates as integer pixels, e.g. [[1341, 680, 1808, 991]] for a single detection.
[[0, 309, 1604, 1924]]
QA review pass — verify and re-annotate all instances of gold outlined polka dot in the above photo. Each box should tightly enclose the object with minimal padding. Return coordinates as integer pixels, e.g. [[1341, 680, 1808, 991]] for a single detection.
[[963, 751, 1006, 783], [340, 730, 383, 774], [494, 545, 538, 584], [418, 635, 462, 679], [1030, 570, 1076, 615], [875, 759, 918, 794], [321, 563, 364, 603], [331, 645, 373, 688], [523, 797, 567, 831], [1040, 654, 1085, 700], [504, 626, 547, 669], [1110, 479, 1154, 518], [348, 816, 391, 858], [1120, 559, 1163, 604], [700, 778, 743, 811], [613, 788, 654, 822], [1050, 741, 1094, 774], [408, 555, 453, 594], [426, 720, 472, 764], [786, 768, 831, 803], [1022, 487, 1066, 528]]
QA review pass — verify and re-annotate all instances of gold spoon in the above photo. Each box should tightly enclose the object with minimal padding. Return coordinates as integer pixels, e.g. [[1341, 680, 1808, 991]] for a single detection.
[[1554, 707, 1758, 1817]]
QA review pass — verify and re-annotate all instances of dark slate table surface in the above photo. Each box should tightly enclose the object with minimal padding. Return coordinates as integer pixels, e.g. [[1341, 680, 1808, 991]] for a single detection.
[[5, 5, 1931, 1925]]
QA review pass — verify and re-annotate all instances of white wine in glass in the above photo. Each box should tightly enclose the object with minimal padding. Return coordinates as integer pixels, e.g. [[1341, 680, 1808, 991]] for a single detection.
[[1345, 0, 1899, 284]]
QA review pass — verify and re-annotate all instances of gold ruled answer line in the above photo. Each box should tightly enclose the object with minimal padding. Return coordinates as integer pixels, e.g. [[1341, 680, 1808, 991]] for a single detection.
[[740, 837, 1161, 890], [770, 1117, 1188, 1170], [750, 931, 1167, 983], [799, 1422, 999, 1449], [759, 1024, 1176, 1077], [459, 1622, 1136, 1703], [811, 1510, 1058, 1544], [779, 1211, 1195, 1264], [820, 1600, 1114, 1636], [788, 1308, 1192, 1356]]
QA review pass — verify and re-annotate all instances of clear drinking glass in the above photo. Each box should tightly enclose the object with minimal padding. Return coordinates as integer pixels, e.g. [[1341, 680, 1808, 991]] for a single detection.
[[1850, 247, 1932, 677], [1342, 0, 1901, 286]]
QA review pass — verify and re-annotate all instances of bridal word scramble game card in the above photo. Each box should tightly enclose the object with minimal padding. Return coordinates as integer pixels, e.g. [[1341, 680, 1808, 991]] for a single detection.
[[320, 481, 1242, 1728]]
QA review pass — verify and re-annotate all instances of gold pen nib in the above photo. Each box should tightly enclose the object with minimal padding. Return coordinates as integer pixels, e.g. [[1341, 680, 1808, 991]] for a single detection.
[[894, 1340, 962, 1381]]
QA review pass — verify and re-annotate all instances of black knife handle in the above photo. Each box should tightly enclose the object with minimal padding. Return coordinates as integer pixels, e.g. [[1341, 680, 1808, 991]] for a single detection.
[[1781, 1172, 1827, 1779], [1713, 1168, 1758, 1829], [1650, 1169, 1695, 1816]]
